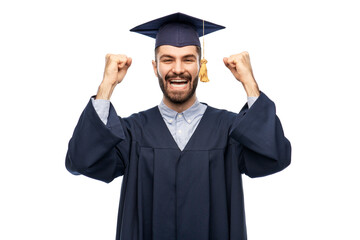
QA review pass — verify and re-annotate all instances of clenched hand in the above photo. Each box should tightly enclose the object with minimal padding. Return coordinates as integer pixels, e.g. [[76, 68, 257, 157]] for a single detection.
[[96, 54, 132, 100], [223, 52, 260, 97]]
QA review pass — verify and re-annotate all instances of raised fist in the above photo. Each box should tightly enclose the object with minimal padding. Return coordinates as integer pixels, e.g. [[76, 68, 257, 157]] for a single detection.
[[223, 52, 260, 97], [103, 54, 132, 86], [223, 52, 255, 85], [96, 54, 132, 100]]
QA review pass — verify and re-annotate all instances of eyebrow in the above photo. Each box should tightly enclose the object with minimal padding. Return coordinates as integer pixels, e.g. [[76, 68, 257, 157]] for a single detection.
[[182, 54, 197, 59], [159, 54, 197, 59], [159, 55, 175, 60]]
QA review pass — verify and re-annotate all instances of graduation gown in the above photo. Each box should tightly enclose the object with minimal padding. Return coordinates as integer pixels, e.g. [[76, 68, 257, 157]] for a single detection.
[[65, 92, 291, 240]]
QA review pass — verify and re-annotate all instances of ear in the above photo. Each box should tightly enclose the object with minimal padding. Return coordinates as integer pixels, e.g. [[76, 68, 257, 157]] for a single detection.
[[152, 60, 158, 77]]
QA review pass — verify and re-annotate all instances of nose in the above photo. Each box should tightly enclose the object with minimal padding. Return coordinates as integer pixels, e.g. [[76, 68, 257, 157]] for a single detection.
[[172, 60, 185, 75]]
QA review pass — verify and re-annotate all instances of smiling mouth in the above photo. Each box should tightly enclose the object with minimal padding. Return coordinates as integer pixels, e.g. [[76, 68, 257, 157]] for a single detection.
[[169, 79, 189, 87]]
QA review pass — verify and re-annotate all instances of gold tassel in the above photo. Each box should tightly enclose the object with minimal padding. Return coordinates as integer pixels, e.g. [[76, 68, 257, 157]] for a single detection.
[[199, 58, 209, 82], [199, 19, 209, 82]]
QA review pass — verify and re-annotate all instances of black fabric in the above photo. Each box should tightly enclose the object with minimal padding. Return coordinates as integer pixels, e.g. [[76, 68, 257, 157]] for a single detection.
[[66, 92, 291, 240]]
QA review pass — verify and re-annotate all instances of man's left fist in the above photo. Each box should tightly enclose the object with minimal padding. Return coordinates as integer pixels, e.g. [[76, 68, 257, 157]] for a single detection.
[[223, 51, 256, 85], [224, 51, 260, 97]]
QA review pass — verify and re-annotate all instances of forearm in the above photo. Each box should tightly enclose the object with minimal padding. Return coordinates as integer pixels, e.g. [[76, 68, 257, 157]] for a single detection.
[[244, 81, 260, 108], [243, 81, 260, 97], [96, 82, 116, 100]]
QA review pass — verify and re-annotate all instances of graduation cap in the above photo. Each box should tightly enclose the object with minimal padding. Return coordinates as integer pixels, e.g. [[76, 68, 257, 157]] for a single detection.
[[130, 12, 225, 82]]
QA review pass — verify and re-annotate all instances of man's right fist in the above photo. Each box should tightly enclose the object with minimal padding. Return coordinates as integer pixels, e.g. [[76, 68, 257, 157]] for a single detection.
[[96, 54, 132, 100], [103, 54, 132, 86]]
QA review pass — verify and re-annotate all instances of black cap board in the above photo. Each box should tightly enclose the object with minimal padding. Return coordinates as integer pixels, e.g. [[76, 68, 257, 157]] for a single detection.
[[130, 12, 225, 48]]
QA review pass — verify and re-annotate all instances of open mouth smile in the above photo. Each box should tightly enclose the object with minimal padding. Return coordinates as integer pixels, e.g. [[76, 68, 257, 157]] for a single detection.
[[169, 78, 189, 88]]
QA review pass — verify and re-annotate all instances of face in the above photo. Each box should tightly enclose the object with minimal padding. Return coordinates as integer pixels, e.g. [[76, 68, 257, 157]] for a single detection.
[[152, 45, 200, 105]]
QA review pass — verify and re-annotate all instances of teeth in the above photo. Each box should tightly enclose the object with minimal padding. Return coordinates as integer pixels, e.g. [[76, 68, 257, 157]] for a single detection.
[[170, 79, 187, 83], [170, 83, 187, 87]]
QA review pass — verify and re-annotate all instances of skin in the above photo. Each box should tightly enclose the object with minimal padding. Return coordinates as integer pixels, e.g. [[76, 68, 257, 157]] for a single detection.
[[152, 45, 200, 113], [96, 46, 260, 112], [223, 52, 260, 97]]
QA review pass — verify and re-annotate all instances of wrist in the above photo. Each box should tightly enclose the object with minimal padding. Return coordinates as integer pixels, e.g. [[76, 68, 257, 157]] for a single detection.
[[242, 81, 260, 97], [96, 82, 116, 100]]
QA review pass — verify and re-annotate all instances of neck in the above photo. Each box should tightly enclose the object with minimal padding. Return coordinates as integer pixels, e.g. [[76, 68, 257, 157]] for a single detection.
[[162, 94, 197, 113]]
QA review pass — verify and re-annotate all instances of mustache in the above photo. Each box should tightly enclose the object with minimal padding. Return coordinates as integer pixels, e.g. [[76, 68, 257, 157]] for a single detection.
[[165, 72, 192, 81]]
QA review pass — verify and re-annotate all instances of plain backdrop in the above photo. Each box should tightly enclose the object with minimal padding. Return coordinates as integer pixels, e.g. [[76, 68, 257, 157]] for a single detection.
[[1, 0, 359, 239]]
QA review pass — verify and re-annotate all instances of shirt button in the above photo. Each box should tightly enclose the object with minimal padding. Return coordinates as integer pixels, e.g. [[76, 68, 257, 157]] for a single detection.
[[187, 120, 191, 123], [178, 114, 183, 118], [178, 130, 182, 134], [169, 119, 173, 123]]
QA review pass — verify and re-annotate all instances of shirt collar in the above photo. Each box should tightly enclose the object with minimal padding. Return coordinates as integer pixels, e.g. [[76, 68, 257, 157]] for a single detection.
[[158, 99, 206, 124], [158, 100, 177, 124]]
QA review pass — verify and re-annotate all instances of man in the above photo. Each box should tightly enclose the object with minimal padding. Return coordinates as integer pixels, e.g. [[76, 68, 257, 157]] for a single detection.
[[66, 13, 291, 240]]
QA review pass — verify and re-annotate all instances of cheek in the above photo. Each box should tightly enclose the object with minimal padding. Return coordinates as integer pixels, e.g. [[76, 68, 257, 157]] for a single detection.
[[191, 64, 200, 77], [157, 64, 170, 79]]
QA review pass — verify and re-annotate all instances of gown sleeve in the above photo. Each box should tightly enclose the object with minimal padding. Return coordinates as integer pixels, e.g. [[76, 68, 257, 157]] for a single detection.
[[230, 92, 291, 178], [65, 98, 131, 183]]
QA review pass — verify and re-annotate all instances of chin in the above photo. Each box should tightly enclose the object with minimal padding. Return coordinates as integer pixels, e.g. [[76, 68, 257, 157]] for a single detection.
[[167, 95, 192, 104], [165, 87, 196, 105], [158, 74, 199, 105]]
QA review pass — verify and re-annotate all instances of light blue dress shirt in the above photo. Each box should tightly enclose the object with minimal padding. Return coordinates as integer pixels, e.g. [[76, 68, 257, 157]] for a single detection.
[[158, 99, 207, 150], [91, 97, 258, 150]]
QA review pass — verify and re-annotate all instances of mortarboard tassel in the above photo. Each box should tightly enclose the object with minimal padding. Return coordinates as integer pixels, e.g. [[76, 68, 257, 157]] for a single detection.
[[199, 59, 209, 82], [199, 20, 210, 82]]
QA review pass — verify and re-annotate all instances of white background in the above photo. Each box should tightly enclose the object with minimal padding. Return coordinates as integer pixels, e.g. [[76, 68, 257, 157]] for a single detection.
[[1, 0, 359, 239]]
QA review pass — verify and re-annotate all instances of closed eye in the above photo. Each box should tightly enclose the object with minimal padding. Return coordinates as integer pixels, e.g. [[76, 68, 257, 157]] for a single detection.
[[161, 59, 173, 63], [183, 58, 196, 63]]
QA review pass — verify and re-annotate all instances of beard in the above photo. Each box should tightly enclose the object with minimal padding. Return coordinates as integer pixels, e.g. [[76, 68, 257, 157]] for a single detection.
[[157, 70, 199, 105]]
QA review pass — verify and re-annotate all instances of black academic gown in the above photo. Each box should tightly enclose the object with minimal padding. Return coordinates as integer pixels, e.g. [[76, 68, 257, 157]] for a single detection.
[[66, 92, 291, 240]]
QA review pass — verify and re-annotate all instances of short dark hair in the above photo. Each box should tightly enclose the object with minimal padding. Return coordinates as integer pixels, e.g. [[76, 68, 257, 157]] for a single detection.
[[155, 46, 202, 63]]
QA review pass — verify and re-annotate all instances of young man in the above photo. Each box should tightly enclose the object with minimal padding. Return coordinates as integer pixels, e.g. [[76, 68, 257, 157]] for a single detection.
[[66, 13, 291, 240]]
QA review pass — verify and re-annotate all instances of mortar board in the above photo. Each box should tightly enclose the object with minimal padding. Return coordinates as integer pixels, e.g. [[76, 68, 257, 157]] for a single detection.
[[130, 12, 225, 48], [130, 12, 225, 82]]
